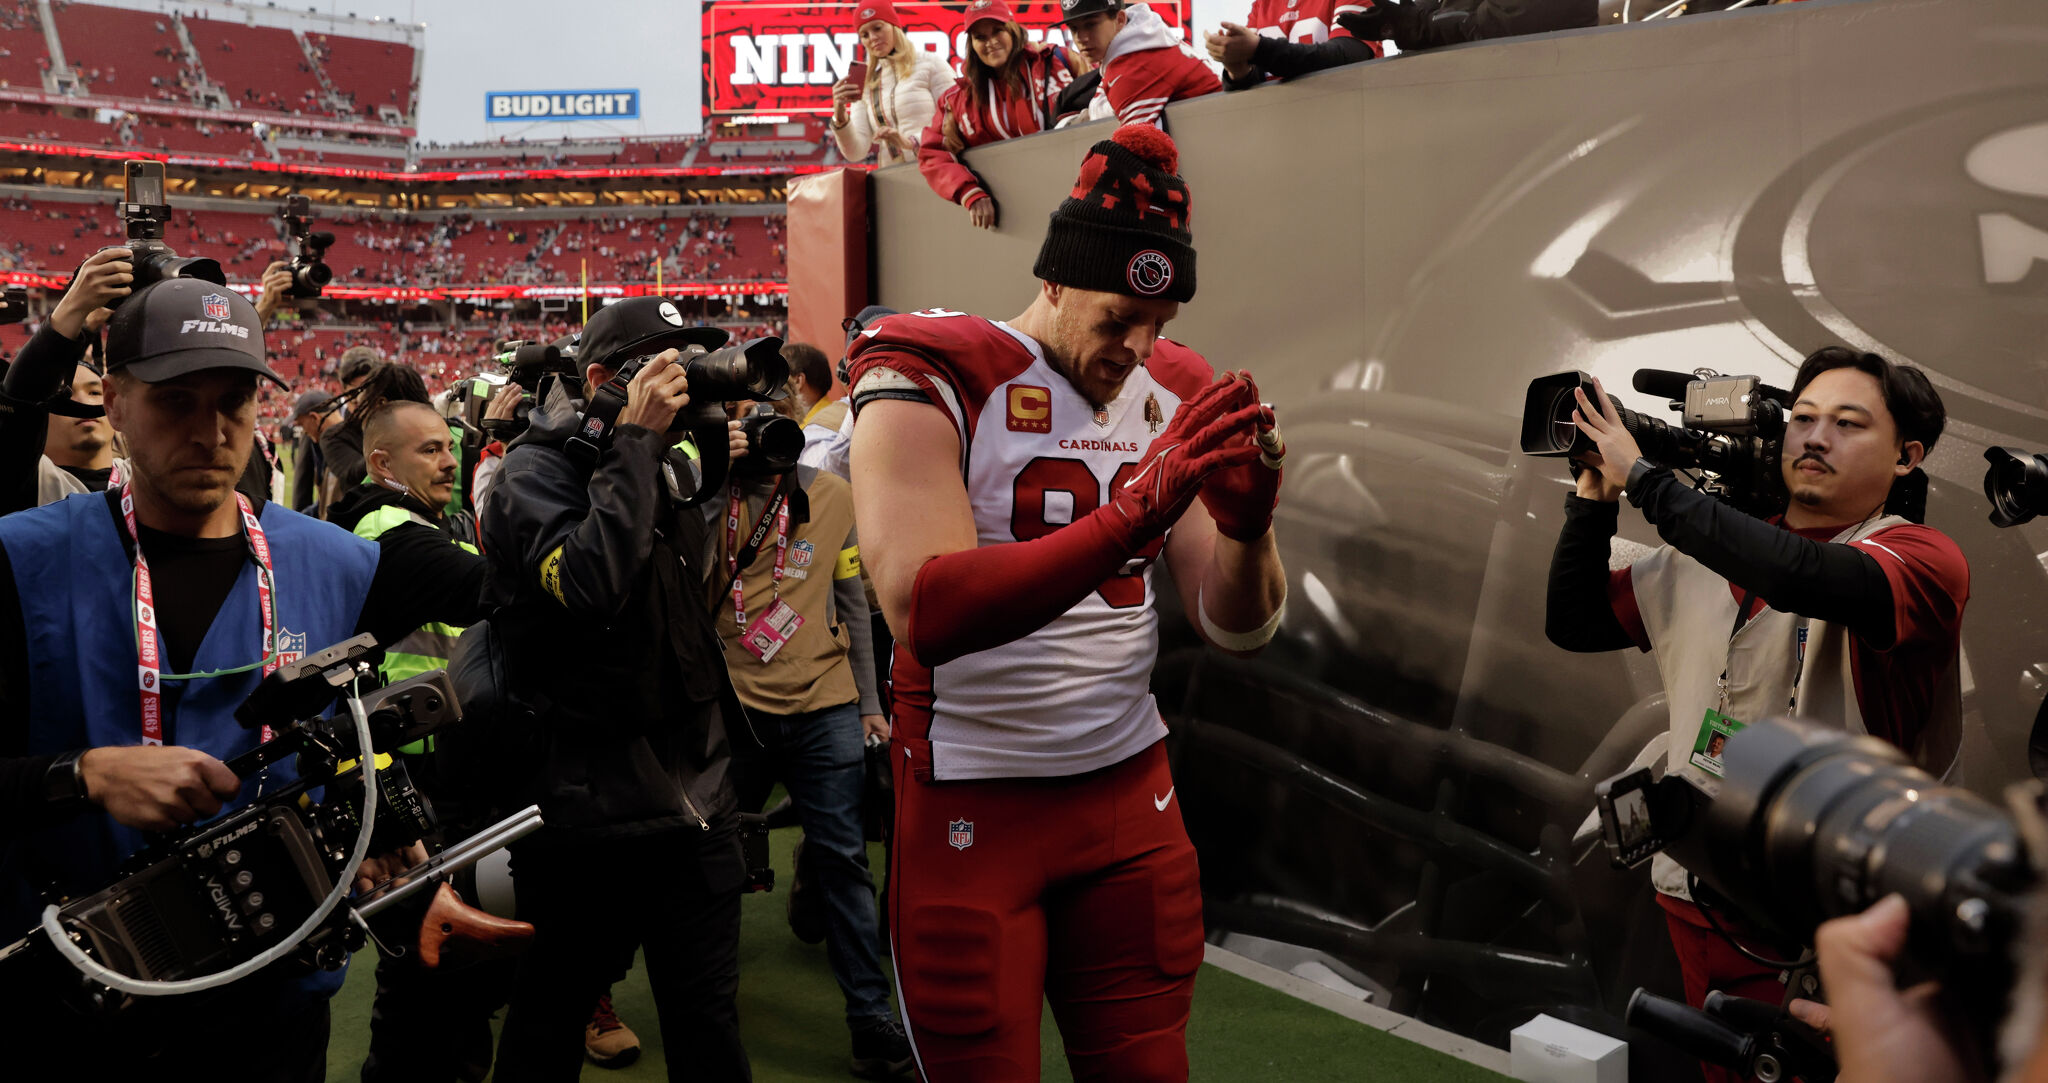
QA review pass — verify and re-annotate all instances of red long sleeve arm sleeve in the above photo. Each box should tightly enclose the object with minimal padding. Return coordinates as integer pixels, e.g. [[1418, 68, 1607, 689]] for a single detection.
[[917, 91, 988, 208], [905, 506, 1138, 668]]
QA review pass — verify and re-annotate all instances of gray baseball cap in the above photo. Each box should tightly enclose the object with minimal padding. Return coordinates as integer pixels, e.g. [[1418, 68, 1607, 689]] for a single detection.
[[104, 279, 283, 387], [291, 389, 334, 418]]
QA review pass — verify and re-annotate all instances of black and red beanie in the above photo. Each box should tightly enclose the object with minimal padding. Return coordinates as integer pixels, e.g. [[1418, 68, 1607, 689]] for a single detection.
[[1033, 124, 1196, 304]]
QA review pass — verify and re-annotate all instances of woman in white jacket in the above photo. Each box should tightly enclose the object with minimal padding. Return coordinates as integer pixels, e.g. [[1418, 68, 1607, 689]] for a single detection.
[[830, 0, 952, 168]]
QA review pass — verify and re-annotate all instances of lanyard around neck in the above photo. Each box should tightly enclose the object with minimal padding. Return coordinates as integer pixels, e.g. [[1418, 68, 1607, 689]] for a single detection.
[[726, 480, 790, 631], [122, 485, 282, 745]]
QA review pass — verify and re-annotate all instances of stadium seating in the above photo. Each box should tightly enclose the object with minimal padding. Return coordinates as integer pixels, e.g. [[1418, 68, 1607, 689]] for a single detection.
[[184, 19, 322, 115], [0, 3, 48, 90], [51, 3, 187, 99], [310, 32, 414, 117]]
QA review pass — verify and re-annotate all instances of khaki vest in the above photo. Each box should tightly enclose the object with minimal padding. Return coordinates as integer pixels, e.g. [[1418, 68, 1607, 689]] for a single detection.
[[1630, 514, 1962, 898]]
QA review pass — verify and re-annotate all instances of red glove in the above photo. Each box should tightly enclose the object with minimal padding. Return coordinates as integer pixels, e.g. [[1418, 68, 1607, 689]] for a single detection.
[[1199, 370, 1284, 542], [1104, 374, 1263, 548]]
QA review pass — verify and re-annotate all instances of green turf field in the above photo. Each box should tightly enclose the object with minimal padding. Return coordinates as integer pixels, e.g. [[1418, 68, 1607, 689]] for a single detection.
[[325, 820, 1508, 1082]]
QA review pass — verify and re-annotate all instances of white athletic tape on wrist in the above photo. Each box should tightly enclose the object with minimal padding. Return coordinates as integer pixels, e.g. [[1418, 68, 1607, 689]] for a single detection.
[[1257, 406, 1284, 470], [1198, 584, 1285, 651]]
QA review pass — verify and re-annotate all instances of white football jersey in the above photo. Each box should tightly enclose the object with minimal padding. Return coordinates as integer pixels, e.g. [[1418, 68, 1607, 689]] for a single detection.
[[848, 310, 1215, 780]]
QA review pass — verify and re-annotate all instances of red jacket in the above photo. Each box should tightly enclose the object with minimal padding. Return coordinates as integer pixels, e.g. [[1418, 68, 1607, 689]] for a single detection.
[[1094, 2, 1221, 127], [918, 42, 1079, 208]]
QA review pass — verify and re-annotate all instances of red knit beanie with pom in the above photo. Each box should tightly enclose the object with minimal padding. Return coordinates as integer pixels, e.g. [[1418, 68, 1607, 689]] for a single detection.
[[1033, 123, 1196, 303]]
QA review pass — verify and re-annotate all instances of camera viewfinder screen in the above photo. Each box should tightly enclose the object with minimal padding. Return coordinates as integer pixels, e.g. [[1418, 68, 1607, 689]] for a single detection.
[[1612, 787, 1652, 851]]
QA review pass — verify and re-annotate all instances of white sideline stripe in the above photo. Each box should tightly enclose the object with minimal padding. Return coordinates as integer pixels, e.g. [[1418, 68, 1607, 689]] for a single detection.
[[890, 930, 931, 1080], [1201, 943, 1514, 1075]]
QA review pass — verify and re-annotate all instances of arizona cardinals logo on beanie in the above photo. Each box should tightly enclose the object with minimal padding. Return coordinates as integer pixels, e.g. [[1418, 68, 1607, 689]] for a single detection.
[[1032, 124, 1196, 303]]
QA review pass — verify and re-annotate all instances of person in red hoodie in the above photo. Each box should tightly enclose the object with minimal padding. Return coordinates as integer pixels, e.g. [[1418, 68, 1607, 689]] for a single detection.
[[1057, 0, 1220, 129], [918, 0, 1088, 230]]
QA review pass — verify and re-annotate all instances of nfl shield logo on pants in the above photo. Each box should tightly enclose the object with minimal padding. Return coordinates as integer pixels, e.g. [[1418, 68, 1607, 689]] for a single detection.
[[947, 819, 974, 850]]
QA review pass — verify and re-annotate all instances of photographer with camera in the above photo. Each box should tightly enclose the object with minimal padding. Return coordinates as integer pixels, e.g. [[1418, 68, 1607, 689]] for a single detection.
[[707, 403, 907, 1076], [0, 279, 481, 1078], [1546, 346, 1968, 1083], [479, 297, 761, 1082]]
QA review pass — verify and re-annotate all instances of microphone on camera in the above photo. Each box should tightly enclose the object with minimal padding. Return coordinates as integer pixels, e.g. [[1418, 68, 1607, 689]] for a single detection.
[[1631, 369, 1698, 402]]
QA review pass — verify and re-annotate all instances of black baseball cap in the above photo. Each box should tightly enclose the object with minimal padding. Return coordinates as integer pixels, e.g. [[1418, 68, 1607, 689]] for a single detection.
[[579, 297, 729, 370], [1052, 0, 1123, 25], [104, 279, 283, 387]]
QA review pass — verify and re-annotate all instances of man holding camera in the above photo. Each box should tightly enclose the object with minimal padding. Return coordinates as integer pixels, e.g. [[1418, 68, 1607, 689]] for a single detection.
[[0, 279, 469, 1077], [1546, 346, 1968, 1082], [847, 125, 1286, 1081], [709, 415, 907, 1076], [480, 297, 757, 1082]]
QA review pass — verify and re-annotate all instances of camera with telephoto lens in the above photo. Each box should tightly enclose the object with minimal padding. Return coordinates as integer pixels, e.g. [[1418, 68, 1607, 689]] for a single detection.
[[566, 335, 788, 489], [110, 160, 225, 305], [730, 404, 804, 479], [1522, 368, 1789, 517], [1983, 447, 2048, 528], [1593, 717, 2044, 1074], [279, 194, 333, 300], [0, 636, 543, 1010]]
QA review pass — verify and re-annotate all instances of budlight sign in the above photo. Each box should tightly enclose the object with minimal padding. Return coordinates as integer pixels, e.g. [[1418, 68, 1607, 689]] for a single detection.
[[486, 90, 641, 122]]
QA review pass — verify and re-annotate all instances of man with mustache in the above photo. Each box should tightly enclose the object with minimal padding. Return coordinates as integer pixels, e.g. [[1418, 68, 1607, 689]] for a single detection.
[[1544, 346, 1968, 1083], [0, 280, 486, 1077]]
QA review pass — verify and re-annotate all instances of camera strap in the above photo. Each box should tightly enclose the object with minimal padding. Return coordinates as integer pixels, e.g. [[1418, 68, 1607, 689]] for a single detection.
[[121, 485, 279, 746], [725, 476, 792, 630], [564, 377, 632, 471]]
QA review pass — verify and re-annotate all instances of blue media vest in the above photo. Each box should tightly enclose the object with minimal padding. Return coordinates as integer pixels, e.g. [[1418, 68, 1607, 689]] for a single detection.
[[0, 492, 379, 997]]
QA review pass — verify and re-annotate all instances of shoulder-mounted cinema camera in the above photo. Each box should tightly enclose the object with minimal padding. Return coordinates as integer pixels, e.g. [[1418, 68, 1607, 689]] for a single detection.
[[0, 637, 542, 1012], [1523, 368, 1791, 517]]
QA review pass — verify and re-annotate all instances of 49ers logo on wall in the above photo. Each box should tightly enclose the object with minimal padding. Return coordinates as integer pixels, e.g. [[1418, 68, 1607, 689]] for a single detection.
[[1126, 251, 1175, 297], [702, 1, 1186, 119]]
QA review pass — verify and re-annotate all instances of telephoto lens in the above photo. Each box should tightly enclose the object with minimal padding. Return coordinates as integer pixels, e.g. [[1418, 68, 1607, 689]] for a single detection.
[[684, 337, 789, 402], [730, 406, 804, 478], [1983, 447, 2048, 528], [1679, 718, 2030, 971]]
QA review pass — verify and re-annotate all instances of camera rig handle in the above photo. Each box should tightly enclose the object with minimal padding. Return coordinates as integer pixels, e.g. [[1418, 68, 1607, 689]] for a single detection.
[[1628, 988, 1836, 1083]]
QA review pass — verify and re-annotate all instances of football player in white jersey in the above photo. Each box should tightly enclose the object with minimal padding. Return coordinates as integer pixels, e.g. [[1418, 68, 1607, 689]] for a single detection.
[[846, 124, 1287, 1082]]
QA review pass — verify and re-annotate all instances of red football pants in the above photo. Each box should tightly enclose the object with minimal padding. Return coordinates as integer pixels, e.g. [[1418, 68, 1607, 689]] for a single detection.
[[888, 738, 1205, 1083], [1658, 894, 1793, 1083]]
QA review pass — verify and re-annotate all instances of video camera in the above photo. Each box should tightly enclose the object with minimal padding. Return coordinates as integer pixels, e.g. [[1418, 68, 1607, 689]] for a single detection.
[[468, 336, 579, 443], [278, 194, 334, 300], [112, 160, 226, 304], [1522, 368, 1789, 517], [0, 636, 542, 1011], [1593, 717, 2041, 1071]]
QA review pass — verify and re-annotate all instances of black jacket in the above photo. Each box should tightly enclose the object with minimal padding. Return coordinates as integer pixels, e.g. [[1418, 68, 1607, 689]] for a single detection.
[[291, 431, 324, 513], [478, 382, 752, 839]]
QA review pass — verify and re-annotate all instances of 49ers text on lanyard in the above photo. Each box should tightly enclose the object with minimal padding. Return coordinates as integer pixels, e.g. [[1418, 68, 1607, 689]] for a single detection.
[[125, 485, 282, 744]]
